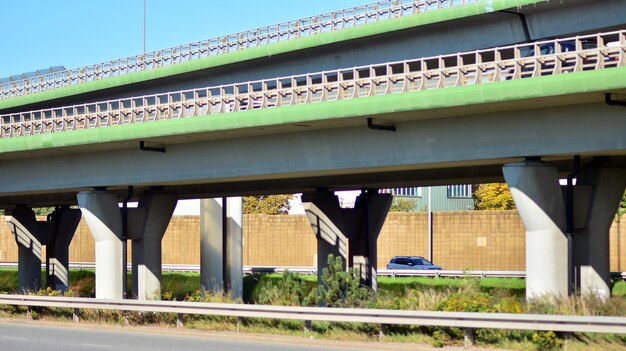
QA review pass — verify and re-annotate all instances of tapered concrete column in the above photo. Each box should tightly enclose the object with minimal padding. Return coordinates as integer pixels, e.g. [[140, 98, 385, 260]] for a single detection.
[[503, 162, 568, 298], [200, 198, 224, 293], [46, 207, 81, 291], [303, 190, 391, 291], [5, 206, 80, 293], [5, 207, 45, 293], [200, 197, 243, 298], [78, 190, 123, 299], [302, 192, 349, 287], [349, 192, 392, 292], [574, 167, 626, 299], [130, 192, 177, 300]]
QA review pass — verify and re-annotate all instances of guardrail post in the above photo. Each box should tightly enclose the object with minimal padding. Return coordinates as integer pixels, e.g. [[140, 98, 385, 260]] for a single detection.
[[26, 306, 31, 320], [304, 320, 312, 336], [563, 332, 573, 349], [73, 308, 80, 323], [176, 313, 184, 328], [464, 328, 474, 348], [379, 324, 387, 341], [237, 317, 243, 333]]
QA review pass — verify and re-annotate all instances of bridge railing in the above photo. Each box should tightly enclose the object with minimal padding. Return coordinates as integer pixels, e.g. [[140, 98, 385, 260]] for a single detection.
[[1, 30, 624, 139], [0, 0, 479, 101]]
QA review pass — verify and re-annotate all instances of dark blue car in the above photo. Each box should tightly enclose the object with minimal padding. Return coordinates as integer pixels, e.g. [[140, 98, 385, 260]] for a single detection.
[[386, 256, 442, 270]]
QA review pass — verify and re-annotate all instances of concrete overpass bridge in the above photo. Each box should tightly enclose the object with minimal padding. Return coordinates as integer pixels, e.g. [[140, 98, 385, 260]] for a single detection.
[[0, 0, 624, 301]]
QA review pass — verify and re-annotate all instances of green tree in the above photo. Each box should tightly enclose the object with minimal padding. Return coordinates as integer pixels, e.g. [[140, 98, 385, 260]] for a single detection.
[[243, 195, 293, 215], [0, 207, 53, 216], [390, 197, 416, 212], [33, 207, 54, 216], [473, 183, 515, 210]]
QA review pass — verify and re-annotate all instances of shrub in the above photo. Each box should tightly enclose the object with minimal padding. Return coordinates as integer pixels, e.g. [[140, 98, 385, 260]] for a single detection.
[[184, 289, 239, 304], [532, 331, 563, 351], [431, 329, 450, 348], [437, 292, 496, 313], [256, 271, 309, 306], [305, 254, 373, 308]]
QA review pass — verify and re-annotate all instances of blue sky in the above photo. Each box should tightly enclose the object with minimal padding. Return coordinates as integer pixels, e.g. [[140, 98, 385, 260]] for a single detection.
[[0, 0, 368, 78]]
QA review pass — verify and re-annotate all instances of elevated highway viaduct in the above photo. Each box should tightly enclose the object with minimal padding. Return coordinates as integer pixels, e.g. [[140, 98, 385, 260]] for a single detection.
[[2, 0, 626, 113], [0, 0, 624, 301]]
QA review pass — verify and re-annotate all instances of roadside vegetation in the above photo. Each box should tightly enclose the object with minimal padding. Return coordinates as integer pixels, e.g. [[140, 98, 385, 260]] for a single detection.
[[0, 258, 624, 350]]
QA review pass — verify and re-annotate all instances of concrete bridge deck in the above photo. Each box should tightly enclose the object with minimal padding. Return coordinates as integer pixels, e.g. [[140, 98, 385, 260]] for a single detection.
[[2, 0, 625, 114], [0, 31, 624, 206]]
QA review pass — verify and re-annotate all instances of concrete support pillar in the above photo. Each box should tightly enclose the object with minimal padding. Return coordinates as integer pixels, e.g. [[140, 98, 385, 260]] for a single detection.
[[77, 190, 123, 299], [503, 161, 568, 298], [130, 192, 177, 300], [302, 192, 349, 287], [200, 198, 224, 293], [225, 197, 243, 299], [349, 192, 392, 292], [46, 207, 81, 291], [200, 197, 243, 298], [5, 206, 81, 293], [5, 207, 45, 293], [573, 167, 626, 299], [302, 190, 391, 291]]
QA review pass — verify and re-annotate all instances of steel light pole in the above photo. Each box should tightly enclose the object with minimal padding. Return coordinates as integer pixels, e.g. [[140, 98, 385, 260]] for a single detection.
[[142, 0, 146, 55]]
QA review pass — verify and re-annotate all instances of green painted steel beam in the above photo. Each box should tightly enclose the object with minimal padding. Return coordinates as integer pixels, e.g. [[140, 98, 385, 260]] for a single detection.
[[0, 0, 546, 111], [1, 66, 624, 154]]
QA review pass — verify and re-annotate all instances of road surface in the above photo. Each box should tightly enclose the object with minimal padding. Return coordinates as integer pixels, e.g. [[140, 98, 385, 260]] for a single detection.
[[0, 319, 486, 351]]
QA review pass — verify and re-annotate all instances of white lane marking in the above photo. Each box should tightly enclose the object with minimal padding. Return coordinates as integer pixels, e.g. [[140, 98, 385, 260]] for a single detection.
[[2, 336, 28, 341], [79, 343, 110, 348]]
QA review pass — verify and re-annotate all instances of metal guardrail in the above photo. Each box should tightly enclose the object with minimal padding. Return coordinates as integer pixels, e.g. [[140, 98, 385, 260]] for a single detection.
[[1, 30, 624, 139], [2, 262, 624, 280], [0, 0, 479, 100], [0, 294, 623, 343]]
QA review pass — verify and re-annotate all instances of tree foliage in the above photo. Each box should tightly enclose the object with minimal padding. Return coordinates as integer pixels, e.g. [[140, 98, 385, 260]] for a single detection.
[[33, 207, 55, 216], [618, 190, 626, 217], [243, 195, 293, 215], [473, 183, 516, 210], [389, 197, 417, 212]]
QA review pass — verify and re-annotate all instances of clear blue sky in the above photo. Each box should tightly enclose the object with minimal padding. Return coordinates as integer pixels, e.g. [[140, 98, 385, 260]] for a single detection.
[[0, 0, 368, 78]]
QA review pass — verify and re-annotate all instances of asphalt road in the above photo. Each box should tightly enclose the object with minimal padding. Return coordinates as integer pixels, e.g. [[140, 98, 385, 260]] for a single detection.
[[0, 320, 444, 351]]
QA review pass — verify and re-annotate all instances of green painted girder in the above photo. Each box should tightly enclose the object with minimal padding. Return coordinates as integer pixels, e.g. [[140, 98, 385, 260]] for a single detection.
[[1, 66, 625, 156], [0, 0, 546, 111]]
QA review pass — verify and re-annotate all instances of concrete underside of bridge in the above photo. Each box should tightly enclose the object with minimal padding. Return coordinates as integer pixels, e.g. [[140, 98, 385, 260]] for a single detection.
[[0, 98, 623, 207]]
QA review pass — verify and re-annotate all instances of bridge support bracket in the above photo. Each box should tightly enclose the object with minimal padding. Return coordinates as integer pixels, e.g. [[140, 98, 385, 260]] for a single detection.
[[139, 141, 166, 153], [605, 93, 626, 107], [367, 118, 396, 132]]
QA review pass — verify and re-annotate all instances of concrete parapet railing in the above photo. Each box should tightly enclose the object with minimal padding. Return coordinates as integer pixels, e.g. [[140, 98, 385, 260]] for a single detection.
[[0, 0, 481, 100], [1, 29, 624, 139]]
